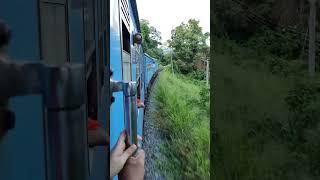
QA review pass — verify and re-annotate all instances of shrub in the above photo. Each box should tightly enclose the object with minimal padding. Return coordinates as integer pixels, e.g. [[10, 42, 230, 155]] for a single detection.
[[154, 70, 210, 179]]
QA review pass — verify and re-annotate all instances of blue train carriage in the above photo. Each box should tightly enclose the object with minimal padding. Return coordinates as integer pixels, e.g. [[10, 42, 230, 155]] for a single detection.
[[0, 0, 110, 179], [109, 0, 149, 179], [0, 0, 155, 179], [109, 0, 146, 152], [144, 53, 159, 91]]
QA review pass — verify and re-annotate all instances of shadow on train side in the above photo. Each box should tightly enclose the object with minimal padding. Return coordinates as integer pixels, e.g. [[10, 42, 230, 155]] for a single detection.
[[0, 0, 158, 179]]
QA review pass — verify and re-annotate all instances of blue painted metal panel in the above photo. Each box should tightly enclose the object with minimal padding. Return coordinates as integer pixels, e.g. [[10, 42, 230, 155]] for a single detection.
[[0, 0, 41, 61], [0, 96, 46, 180], [110, 1, 126, 178], [0, 1, 47, 180], [110, 0, 125, 151], [144, 54, 158, 89]]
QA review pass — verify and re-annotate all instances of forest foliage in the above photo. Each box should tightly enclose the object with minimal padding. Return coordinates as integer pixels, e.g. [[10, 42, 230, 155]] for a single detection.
[[141, 19, 210, 79], [168, 19, 210, 75], [140, 19, 164, 61], [213, 0, 320, 179]]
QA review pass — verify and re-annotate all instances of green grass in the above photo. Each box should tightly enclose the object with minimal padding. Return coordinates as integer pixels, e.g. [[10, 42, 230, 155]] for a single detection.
[[213, 39, 320, 180], [153, 70, 210, 179]]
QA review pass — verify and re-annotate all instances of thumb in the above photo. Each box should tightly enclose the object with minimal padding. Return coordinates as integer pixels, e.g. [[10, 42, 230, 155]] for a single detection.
[[120, 144, 137, 163]]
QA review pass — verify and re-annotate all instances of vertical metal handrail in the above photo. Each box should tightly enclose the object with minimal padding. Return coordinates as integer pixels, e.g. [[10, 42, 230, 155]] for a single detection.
[[110, 80, 138, 146]]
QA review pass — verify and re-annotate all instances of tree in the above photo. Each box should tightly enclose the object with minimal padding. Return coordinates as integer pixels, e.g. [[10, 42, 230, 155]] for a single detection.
[[140, 19, 164, 61], [168, 19, 210, 74]]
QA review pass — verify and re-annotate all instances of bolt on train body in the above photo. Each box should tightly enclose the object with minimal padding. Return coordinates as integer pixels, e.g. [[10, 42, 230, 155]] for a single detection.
[[0, 0, 158, 179]]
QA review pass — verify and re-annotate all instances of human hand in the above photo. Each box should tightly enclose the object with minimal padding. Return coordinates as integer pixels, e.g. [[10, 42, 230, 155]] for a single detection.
[[118, 149, 145, 180], [110, 130, 142, 179]]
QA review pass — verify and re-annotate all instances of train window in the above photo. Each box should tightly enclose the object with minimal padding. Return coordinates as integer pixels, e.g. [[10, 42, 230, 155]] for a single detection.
[[122, 21, 130, 53], [122, 21, 131, 81], [39, 2, 68, 65], [84, 0, 95, 60]]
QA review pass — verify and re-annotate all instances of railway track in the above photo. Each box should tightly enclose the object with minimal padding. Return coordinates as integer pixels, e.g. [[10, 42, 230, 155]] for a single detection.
[[142, 70, 166, 180]]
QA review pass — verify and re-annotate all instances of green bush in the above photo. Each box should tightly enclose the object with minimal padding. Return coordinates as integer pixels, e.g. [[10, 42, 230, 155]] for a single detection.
[[154, 70, 210, 179], [189, 70, 206, 81]]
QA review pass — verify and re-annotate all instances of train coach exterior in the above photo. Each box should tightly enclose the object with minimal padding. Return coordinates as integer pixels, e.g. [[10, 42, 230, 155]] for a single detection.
[[0, 0, 109, 179], [144, 53, 159, 91], [0, 0, 158, 179]]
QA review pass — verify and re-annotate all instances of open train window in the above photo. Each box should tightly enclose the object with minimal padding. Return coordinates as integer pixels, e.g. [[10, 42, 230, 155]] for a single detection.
[[122, 21, 130, 53], [121, 21, 131, 81]]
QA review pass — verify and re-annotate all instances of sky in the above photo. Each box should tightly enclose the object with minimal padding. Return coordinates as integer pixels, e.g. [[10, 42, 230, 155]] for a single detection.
[[136, 0, 210, 44]]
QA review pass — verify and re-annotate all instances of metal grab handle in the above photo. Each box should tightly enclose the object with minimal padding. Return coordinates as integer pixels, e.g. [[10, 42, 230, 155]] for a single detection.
[[124, 88, 138, 146], [0, 59, 85, 109], [110, 80, 138, 146]]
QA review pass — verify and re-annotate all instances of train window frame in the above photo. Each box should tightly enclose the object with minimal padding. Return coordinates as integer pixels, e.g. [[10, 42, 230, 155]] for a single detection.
[[120, 20, 132, 81]]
